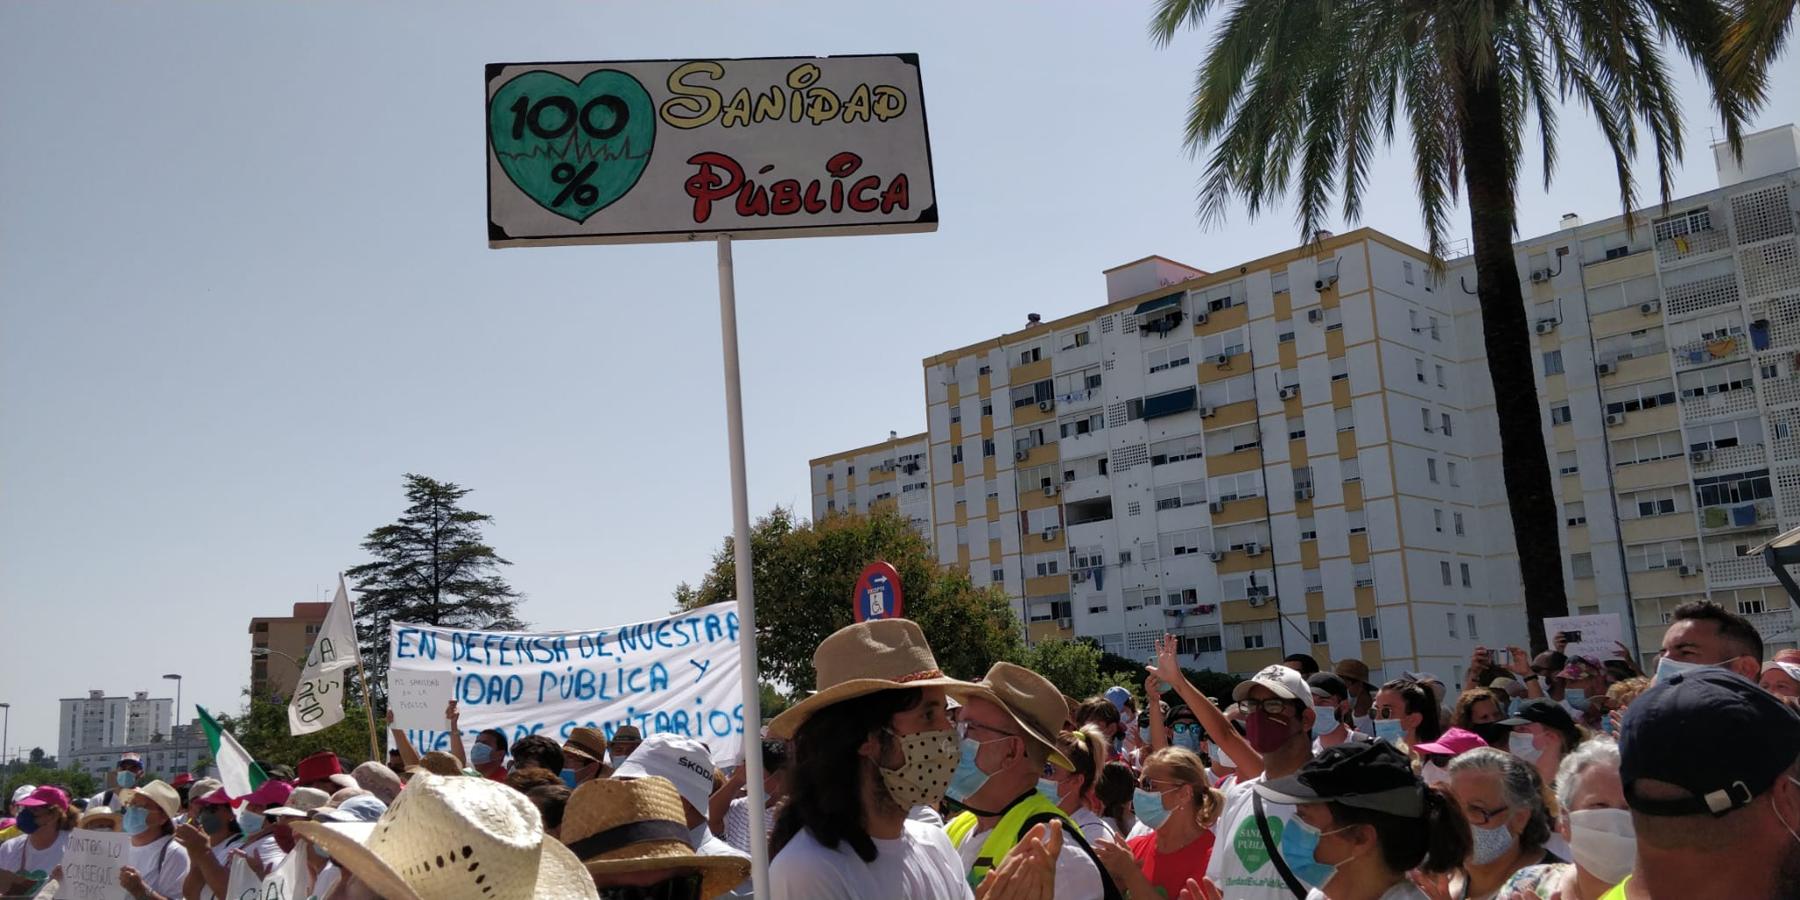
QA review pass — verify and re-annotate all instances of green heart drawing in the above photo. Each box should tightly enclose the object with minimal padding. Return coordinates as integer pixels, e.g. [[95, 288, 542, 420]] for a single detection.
[[1233, 813, 1279, 871], [488, 69, 655, 223]]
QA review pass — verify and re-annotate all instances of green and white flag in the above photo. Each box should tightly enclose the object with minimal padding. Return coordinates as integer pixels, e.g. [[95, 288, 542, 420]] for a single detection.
[[198, 705, 267, 798]]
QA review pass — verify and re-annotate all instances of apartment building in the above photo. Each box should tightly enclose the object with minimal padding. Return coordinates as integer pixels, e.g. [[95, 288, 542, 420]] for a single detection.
[[57, 689, 172, 764], [249, 601, 330, 700], [1454, 125, 1800, 665], [65, 719, 210, 782], [808, 430, 933, 536], [814, 232, 1515, 683]]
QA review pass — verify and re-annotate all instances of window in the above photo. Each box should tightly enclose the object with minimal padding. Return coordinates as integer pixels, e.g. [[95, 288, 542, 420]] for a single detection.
[[1447, 612, 1458, 638], [982, 401, 993, 417], [1596, 328, 1667, 362], [1226, 620, 1281, 650], [1278, 330, 1296, 343], [1353, 562, 1374, 588], [1409, 309, 1420, 332], [1335, 407, 1356, 432], [1154, 480, 1208, 511], [1550, 403, 1573, 425], [1206, 373, 1259, 406], [1150, 434, 1205, 466], [1422, 407, 1434, 432], [1566, 501, 1587, 526], [1359, 615, 1380, 640], [1625, 539, 1697, 572], [1688, 416, 1765, 452], [950, 407, 962, 424], [1305, 568, 1325, 593], [1293, 465, 1314, 494], [1653, 207, 1712, 241], [1196, 282, 1244, 312], [1441, 560, 1453, 585], [1297, 517, 1317, 541], [1404, 261, 1415, 284], [1272, 271, 1290, 294], [1205, 422, 1262, 456], [1033, 554, 1061, 577], [1433, 508, 1444, 532], [1012, 380, 1054, 409], [1694, 469, 1773, 508], [847, 465, 856, 475], [1460, 563, 1472, 587], [1019, 346, 1042, 365], [1468, 614, 1480, 640], [1436, 413, 1449, 439], [1448, 462, 1460, 486], [1310, 619, 1329, 643], [1543, 351, 1564, 375], [1427, 458, 1439, 483], [1017, 463, 1056, 492], [1429, 316, 1440, 340], [1147, 343, 1192, 374], [1557, 451, 1579, 476], [1348, 509, 1368, 534], [1416, 358, 1427, 382], [1176, 629, 1224, 655], [1623, 486, 1681, 518], [982, 439, 996, 458], [1585, 275, 1661, 314], [1058, 412, 1105, 440], [952, 445, 964, 465], [1330, 357, 1350, 382], [1436, 365, 1446, 388], [1059, 329, 1091, 350], [1160, 529, 1208, 558], [1603, 378, 1678, 415], [1198, 328, 1249, 361], [979, 365, 992, 375], [1611, 430, 1685, 466], [1341, 458, 1362, 482], [1287, 416, 1307, 440], [1678, 362, 1755, 400], [1325, 307, 1344, 332], [1210, 471, 1265, 502]]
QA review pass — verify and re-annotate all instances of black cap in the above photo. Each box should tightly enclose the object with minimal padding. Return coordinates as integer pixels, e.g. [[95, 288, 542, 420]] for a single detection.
[[1254, 741, 1424, 815], [1284, 653, 1321, 676], [1307, 672, 1349, 701], [1167, 704, 1200, 725], [1531, 651, 1567, 674], [1499, 698, 1578, 746], [1621, 668, 1800, 817]]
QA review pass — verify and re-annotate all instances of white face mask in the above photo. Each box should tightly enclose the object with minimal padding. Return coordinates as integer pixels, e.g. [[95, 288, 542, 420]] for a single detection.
[[1509, 730, 1543, 763], [1568, 808, 1636, 884], [1421, 763, 1451, 788], [1210, 743, 1235, 769], [1311, 707, 1339, 737]]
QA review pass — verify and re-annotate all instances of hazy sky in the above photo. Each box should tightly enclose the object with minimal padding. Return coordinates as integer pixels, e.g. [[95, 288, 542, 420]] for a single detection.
[[2, 1, 1793, 758]]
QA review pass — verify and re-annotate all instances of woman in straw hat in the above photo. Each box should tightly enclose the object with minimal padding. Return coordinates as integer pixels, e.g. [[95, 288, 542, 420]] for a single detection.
[[762, 618, 1064, 900], [559, 776, 751, 900], [290, 773, 598, 900], [118, 780, 191, 900]]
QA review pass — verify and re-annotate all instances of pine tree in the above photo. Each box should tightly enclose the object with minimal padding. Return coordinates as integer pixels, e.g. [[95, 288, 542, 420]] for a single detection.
[[347, 474, 524, 707]]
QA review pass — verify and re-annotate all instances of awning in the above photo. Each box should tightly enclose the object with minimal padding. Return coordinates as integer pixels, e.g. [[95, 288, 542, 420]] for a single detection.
[[1141, 387, 1198, 420], [1134, 293, 1184, 316]]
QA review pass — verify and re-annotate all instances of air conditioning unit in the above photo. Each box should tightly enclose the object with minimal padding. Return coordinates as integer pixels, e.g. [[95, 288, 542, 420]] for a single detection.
[[1678, 565, 1698, 577], [1278, 385, 1300, 400], [1639, 300, 1661, 315], [1056, 617, 1073, 629], [1043, 484, 1059, 496], [1315, 276, 1339, 292], [1043, 528, 1059, 540], [1605, 412, 1626, 427], [1529, 269, 1551, 284], [1215, 353, 1232, 367], [1308, 308, 1325, 324], [1209, 500, 1226, 513], [1247, 595, 1266, 607], [1194, 311, 1209, 325], [1596, 361, 1617, 376], [1015, 449, 1030, 462], [1295, 485, 1314, 501], [1207, 551, 1226, 562], [1038, 399, 1055, 412], [1198, 404, 1215, 418], [1533, 319, 1558, 335], [1690, 449, 1714, 464], [1071, 571, 1087, 584], [1245, 542, 1264, 557]]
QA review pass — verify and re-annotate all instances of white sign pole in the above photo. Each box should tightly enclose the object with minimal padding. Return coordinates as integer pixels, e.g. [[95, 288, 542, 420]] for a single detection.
[[714, 233, 769, 899]]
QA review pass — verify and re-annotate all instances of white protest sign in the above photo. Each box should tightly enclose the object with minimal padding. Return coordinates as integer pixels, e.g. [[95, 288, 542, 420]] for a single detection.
[[53, 828, 130, 900], [1543, 613, 1625, 661], [389, 602, 745, 763], [486, 55, 936, 247], [290, 576, 359, 736], [257, 846, 306, 900], [223, 857, 260, 900], [388, 668, 457, 732]]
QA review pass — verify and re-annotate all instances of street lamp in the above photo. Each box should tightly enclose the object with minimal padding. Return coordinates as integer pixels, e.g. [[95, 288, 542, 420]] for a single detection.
[[162, 674, 182, 738], [0, 703, 9, 768]]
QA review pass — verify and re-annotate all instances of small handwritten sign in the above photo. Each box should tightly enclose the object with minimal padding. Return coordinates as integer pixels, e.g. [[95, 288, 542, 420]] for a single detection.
[[53, 829, 130, 900], [388, 668, 455, 732]]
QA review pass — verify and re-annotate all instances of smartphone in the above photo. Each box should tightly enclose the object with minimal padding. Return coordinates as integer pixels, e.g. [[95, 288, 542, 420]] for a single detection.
[[1492, 648, 1511, 665], [1561, 630, 1583, 643]]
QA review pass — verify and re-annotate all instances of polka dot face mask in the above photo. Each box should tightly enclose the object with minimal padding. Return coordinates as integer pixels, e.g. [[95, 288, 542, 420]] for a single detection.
[[878, 728, 959, 809]]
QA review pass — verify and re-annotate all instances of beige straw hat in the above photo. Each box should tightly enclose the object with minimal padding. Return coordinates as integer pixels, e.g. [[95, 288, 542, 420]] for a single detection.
[[767, 618, 979, 739], [290, 774, 596, 900], [964, 662, 1077, 770], [408, 750, 466, 777], [560, 777, 749, 900]]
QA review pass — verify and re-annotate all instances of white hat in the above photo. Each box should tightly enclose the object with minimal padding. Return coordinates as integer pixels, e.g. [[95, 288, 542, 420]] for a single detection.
[[1763, 660, 1800, 682], [1233, 665, 1315, 709], [290, 774, 596, 900], [265, 786, 331, 818], [611, 733, 715, 815], [10, 785, 36, 805]]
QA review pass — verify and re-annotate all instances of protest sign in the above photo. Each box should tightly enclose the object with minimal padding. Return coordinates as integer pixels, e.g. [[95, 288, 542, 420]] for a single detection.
[[53, 829, 129, 900], [257, 847, 305, 900], [389, 602, 745, 763], [1543, 613, 1625, 661], [486, 55, 936, 247], [290, 576, 361, 737], [388, 668, 457, 731], [223, 856, 260, 900]]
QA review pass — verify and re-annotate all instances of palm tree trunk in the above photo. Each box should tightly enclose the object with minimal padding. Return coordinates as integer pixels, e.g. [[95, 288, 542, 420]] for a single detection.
[[1457, 66, 1570, 653]]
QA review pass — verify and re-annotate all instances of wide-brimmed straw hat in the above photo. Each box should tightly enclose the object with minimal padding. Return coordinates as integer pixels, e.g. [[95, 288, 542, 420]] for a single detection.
[[963, 663, 1075, 770], [560, 777, 749, 900], [407, 750, 466, 777], [290, 774, 596, 900], [767, 618, 978, 739]]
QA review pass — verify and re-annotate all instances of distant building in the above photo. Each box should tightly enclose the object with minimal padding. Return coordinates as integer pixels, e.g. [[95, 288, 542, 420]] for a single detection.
[[57, 690, 172, 765], [810, 430, 933, 534], [66, 719, 209, 782], [249, 602, 329, 700]]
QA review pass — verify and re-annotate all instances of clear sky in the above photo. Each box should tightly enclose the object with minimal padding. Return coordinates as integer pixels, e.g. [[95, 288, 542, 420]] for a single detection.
[[1, 1, 1793, 759]]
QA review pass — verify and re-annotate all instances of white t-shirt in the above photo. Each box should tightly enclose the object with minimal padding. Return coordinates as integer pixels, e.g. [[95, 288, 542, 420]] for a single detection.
[[125, 834, 191, 899], [770, 817, 973, 900], [1306, 883, 1429, 900], [723, 796, 778, 854], [1206, 777, 1335, 900], [0, 830, 69, 887], [955, 819, 1104, 900], [241, 833, 286, 877], [1069, 807, 1117, 846], [907, 804, 944, 827]]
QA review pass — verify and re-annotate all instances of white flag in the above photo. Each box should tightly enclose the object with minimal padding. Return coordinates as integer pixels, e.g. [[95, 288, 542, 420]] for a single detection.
[[289, 575, 359, 736]]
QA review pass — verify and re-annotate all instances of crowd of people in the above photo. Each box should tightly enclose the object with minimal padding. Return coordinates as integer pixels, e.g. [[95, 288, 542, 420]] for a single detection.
[[3, 597, 1799, 899]]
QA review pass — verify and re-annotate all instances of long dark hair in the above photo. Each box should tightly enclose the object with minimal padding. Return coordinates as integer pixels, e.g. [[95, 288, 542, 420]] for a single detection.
[[1094, 761, 1136, 836], [771, 688, 923, 863], [1381, 678, 1444, 743], [1330, 786, 1471, 874]]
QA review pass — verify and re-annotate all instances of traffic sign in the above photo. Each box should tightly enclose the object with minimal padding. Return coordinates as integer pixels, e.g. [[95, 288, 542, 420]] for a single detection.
[[853, 561, 904, 622]]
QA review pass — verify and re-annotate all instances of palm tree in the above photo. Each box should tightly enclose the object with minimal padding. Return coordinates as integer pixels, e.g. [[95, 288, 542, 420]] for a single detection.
[[1150, 1, 1764, 651]]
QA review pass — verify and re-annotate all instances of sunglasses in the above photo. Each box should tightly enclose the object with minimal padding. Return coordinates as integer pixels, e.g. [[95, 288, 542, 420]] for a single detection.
[[597, 873, 703, 900], [1171, 722, 1202, 735], [1236, 698, 1296, 716]]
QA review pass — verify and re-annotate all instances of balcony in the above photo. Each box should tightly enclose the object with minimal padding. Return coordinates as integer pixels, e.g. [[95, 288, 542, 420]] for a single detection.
[[1681, 386, 1758, 422], [1691, 442, 1768, 475], [1671, 335, 1748, 372], [1055, 387, 1102, 412], [1656, 228, 1731, 266], [1699, 500, 1773, 533], [1743, 609, 1799, 643], [1707, 552, 1777, 588]]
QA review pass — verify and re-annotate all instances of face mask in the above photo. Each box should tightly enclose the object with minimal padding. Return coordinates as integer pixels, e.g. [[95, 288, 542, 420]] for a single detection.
[[1172, 729, 1201, 753], [1311, 707, 1339, 737], [15, 809, 38, 835], [1568, 808, 1636, 884], [198, 808, 228, 834], [122, 807, 150, 835], [1037, 778, 1062, 801], [237, 810, 265, 834], [945, 735, 1003, 803], [1566, 689, 1589, 712], [559, 768, 579, 789], [1509, 730, 1543, 763], [1246, 709, 1295, 753], [1421, 763, 1451, 788], [878, 729, 959, 810], [1134, 787, 1174, 829], [116, 771, 138, 789], [1209, 742, 1234, 769], [1469, 721, 1512, 747], [1372, 718, 1405, 743], [469, 742, 496, 766], [1470, 821, 1517, 865], [1280, 816, 1351, 888], [1508, 697, 1523, 715], [1654, 655, 1733, 684]]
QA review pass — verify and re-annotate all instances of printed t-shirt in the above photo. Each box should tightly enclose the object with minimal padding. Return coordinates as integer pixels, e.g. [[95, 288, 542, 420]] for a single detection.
[[0, 830, 69, 895], [1205, 776, 1334, 900]]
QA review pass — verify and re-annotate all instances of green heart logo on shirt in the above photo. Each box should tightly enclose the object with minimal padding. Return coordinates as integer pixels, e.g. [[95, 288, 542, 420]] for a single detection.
[[1233, 813, 1280, 871], [487, 69, 655, 222]]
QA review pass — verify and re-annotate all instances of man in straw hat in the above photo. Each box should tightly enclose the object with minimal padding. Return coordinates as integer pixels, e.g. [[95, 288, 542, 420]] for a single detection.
[[560, 726, 610, 788], [291, 773, 598, 900], [763, 618, 1065, 899], [560, 776, 751, 899], [943, 662, 1112, 899]]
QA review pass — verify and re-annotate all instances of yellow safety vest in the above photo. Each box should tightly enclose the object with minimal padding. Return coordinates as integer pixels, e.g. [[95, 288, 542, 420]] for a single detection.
[[945, 793, 1080, 889], [1598, 876, 1630, 900]]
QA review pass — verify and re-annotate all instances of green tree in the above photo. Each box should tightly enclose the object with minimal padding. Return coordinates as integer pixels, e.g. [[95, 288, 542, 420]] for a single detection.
[[217, 696, 378, 768], [1722, 0, 1796, 88], [674, 507, 1025, 692], [26, 748, 45, 767], [1012, 639, 1107, 700], [3, 765, 97, 806], [1150, 0, 1763, 650], [347, 474, 524, 708]]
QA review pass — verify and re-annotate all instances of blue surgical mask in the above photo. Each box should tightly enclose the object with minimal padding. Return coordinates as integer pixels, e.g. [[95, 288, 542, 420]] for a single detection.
[[1134, 787, 1173, 829], [122, 807, 150, 835], [469, 742, 496, 766], [945, 737, 998, 803], [1372, 718, 1405, 743], [1566, 688, 1589, 711], [1037, 778, 1061, 801], [1508, 697, 1524, 715], [15, 809, 38, 835], [559, 768, 579, 789], [1209, 742, 1235, 769], [1311, 707, 1339, 737], [237, 810, 265, 834], [116, 771, 138, 789], [1172, 730, 1201, 753], [1280, 816, 1350, 888]]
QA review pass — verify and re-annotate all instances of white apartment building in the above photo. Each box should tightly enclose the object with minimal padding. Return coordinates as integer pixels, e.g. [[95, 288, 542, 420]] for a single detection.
[[1454, 125, 1800, 665], [57, 689, 173, 764], [66, 720, 210, 782], [810, 430, 934, 537]]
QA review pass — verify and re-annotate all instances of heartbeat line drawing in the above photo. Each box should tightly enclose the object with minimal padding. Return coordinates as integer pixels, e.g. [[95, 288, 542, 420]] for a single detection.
[[493, 133, 651, 165]]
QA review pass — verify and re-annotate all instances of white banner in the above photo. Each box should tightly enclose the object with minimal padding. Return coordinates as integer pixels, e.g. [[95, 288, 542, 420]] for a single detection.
[[53, 828, 130, 900], [388, 602, 745, 764], [1543, 613, 1625, 662], [290, 575, 360, 736]]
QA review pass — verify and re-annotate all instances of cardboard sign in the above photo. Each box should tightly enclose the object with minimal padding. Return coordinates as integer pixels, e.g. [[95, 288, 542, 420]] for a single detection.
[[1543, 613, 1625, 662], [387, 668, 457, 731], [486, 55, 936, 246], [223, 857, 260, 900], [52, 829, 130, 900]]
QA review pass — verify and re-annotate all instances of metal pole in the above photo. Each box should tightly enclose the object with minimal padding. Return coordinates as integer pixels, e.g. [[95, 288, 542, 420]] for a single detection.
[[1, 705, 9, 769], [715, 234, 769, 900]]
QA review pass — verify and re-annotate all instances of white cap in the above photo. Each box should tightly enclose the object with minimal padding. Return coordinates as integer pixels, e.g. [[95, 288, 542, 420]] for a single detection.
[[610, 733, 715, 815], [1233, 665, 1315, 709], [10, 785, 36, 805]]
